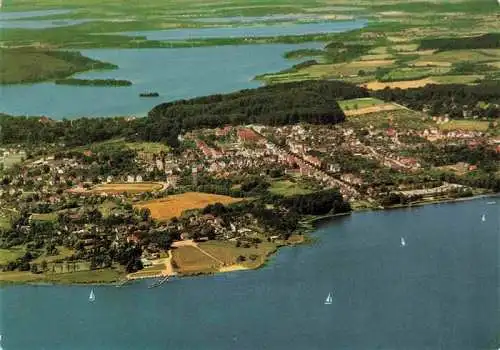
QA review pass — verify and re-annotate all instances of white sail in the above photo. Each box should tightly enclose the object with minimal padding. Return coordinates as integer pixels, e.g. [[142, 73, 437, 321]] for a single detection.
[[481, 214, 486, 222], [324, 292, 333, 305], [401, 237, 406, 247], [89, 289, 95, 302]]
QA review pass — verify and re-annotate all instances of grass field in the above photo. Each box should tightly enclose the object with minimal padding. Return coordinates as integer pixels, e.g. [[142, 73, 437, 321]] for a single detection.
[[269, 180, 313, 197], [431, 75, 483, 84], [125, 142, 170, 154], [379, 67, 450, 82], [32, 246, 75, 264], [0, 152, 25, 168], [0, 247, 25, 265], [0, 215, 12, 230], [345, 109, 431, 131], [30, 212, 58, 222], [135, 192, 243, 221], [338, 97, 385, 110], [90, 182, 163, 194], [344, 103, 401, 116], [171, 246, 219, 274], [438, 120, 491, 132], [0, 48, 116, 84], [0, 268, 123, 284], [362, 78, 436, 90], [199, 240, 277, 269]]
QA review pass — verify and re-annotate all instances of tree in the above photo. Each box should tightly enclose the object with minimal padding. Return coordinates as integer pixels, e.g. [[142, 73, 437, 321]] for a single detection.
[[30, 263, 39, 274], [40, 260, 48, 272]]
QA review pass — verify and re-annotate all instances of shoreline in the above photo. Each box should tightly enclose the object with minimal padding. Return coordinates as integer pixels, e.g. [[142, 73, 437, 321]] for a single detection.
[[0, 193, 497, 287]]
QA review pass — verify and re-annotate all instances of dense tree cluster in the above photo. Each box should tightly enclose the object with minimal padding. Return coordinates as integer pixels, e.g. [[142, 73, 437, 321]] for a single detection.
[[143, 80, 367, 146], [280, 189, 351, 215], [418, 33, 500, 51], [1, 80, 368, 148], [373, 83, 500, 118]]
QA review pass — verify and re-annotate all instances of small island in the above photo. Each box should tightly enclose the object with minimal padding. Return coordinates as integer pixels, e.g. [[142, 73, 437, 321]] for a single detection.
[[140, 92, 160, 97], [55, 78, 133, 87]]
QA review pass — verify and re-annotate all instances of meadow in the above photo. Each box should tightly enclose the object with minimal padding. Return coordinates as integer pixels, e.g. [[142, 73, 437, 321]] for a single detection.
[[269, 179, 313, 197]]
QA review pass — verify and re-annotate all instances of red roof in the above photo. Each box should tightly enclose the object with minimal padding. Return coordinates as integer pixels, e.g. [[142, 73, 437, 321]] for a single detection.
[[237, 128, 260, 142]]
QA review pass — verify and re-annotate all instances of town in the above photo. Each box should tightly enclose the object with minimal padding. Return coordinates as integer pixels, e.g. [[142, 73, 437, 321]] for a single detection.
[[0, 91, 499, 284]]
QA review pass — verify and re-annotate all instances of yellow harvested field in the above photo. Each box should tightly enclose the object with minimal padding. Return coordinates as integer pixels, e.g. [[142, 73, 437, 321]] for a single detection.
[[135, 192, 242, 220], [171, 246, 220, 274], [399, 50, 436, 56], [359, 54, 394, 61], [344, 103, 401, 116], [362, 78, 436, 90], [90, 182, 163, 194], [351, 60, 395, 67], [411, 61, 452, 67]]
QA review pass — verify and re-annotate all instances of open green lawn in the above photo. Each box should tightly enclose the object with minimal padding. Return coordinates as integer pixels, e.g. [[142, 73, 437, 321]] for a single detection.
[[0, 268, 124, 284], [32, 246, 75, 264], [30, 212, 58, 222], [0, 216, 12, 230], [0, 153, 24, 168], [125, 142, 170, 154], [269, 180, 313, 197], [379, 67, 450, 82], [438, 120, 492, 132], [431, 75, 483, 84], [338, 97, 385, 110], [98, 201, 118, 218], [0, 247, 25, 265]]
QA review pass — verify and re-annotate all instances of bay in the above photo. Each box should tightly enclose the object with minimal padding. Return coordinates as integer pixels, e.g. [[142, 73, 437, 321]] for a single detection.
[[1, 197, 498, 350], [0, 43, 324, 119]]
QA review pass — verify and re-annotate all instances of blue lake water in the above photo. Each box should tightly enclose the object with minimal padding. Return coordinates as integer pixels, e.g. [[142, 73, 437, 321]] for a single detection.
[[119, 19, 367, 41], [191, 14, 342, 23], [0, 19, 93, 29], [0, 9, 72, 20], [0, 43, 323, 119], [1, 198, 498, 350]]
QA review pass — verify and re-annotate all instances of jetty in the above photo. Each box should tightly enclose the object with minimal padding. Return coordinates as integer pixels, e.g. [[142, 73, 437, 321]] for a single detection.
[[148, 275, 170, 289], [115, 279, 130, 288]]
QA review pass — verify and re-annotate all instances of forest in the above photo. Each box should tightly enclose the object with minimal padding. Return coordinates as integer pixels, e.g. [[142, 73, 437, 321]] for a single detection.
[[418, 33, 500, 51], [54, 78, 133, 87], [373, 82, 500, 118], [1, 80, 368, 147]]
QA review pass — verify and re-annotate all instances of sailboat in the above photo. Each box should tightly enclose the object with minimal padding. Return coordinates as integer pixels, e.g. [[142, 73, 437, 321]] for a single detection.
[[481, 214, 486, 222], [89, 289, 95, 302], [400, 237, 406, 247], [324, 292, 333, 305]]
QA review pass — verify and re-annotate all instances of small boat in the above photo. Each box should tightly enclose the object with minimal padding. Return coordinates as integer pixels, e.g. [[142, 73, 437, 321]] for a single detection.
[[139, 92, 160, 97], [487, 201, 496, 205], [89, 289, 95, 302], [481, 214, 486, 222], [324, 292, 333, 305], [400, 237, 406, 247]]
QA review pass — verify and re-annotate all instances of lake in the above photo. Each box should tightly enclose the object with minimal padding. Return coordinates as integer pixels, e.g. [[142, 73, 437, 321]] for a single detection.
[[1, 198, 498, 350], [0, 43, 324, 119], [118, 19, 367, 41], [0, 9, 72, 21], [0, 19, 93, 29]]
